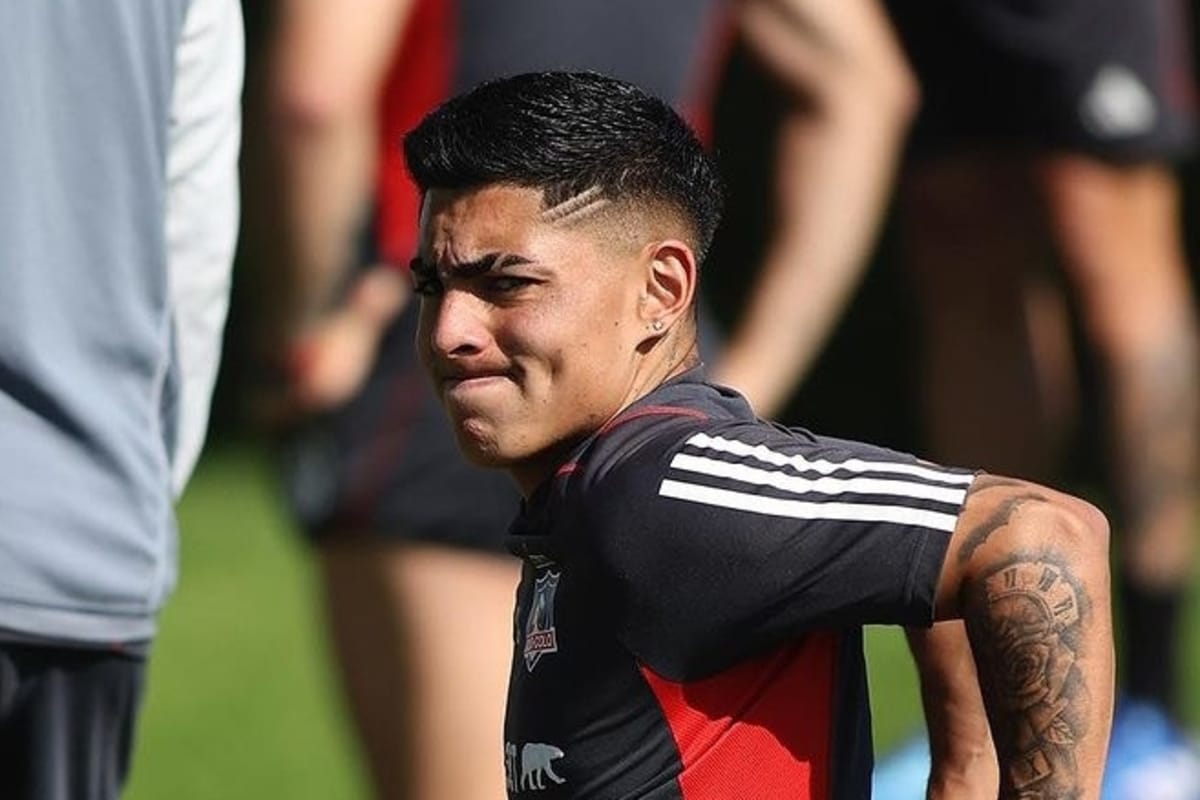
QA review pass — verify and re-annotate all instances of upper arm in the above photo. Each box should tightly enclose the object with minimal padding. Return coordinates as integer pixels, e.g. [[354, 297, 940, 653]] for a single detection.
[[736, 0, 916, 111], [933, 475, 1111, 621], [271, 0, 416, 121]]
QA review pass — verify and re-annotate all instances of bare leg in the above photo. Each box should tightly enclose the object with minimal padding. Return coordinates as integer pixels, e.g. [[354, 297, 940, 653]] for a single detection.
[[900, 153, 1077, 479], [319, 540, 521, 800], [1037, 157, 1199, 588], [1036, 157, 1198, 711]]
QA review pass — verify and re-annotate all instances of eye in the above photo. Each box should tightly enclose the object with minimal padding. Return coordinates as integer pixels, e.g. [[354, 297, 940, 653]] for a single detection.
[[485, 275, 537, 293], [411, 272, 444, 297]]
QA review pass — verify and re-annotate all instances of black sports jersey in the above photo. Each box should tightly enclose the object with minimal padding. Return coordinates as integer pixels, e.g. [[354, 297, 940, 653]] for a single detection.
[[503, 369, 976, 798]]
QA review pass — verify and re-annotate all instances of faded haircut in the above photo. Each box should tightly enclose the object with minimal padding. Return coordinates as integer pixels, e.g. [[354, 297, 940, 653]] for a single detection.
[[403, 71, 724, 264]]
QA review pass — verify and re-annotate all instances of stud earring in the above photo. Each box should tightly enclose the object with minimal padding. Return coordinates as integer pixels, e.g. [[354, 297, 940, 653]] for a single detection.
[[651, 319, 664, 332]]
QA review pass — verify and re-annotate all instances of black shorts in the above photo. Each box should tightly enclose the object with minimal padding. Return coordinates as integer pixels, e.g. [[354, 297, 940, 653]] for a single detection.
[[280, 299, 520, 552], [0, 642, 145, 800], [886, 0, 1197, 160]]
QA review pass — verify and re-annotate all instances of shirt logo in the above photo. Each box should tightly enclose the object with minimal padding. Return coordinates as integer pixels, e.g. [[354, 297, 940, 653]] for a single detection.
[[523, 570, 560, 672], [1080, 64, 1157, 139], [506, 741, 567, 792]]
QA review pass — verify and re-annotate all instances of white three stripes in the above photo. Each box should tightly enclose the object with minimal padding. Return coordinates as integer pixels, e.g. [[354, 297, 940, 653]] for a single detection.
[[659, 480, 962, 532], [684, 432, 975, 485], [657, 434, 973, 533], [669, 453, 966, 503]]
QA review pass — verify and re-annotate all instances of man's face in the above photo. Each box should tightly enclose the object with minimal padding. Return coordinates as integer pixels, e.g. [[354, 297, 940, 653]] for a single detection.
[[414, 184, 650, 491]]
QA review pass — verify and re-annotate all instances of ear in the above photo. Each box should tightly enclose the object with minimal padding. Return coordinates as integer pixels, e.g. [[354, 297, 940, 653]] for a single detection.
[[637, 239, 697, 340]]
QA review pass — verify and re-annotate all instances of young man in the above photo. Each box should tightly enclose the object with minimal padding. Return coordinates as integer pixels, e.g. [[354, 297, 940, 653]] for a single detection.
[[404, 71, 1115, 798]]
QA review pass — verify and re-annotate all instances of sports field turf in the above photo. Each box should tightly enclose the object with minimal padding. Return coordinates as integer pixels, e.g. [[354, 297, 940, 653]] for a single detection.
[[124, 443, 1199, 799]]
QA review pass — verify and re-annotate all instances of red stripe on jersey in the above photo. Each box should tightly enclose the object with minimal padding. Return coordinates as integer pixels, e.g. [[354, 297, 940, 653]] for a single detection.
[[641, 634, 839, 800], [376, 0, 455, 268], [598, 406, 709, 436], [681, 5, 737, 148]]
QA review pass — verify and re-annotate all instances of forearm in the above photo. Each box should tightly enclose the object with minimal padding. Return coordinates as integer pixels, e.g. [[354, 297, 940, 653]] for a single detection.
[[907, 623, 998, 799], [263, 0, 413, 342], [709, 94, 909, 415], [944, 478, 1114, 798], [274, 111, 377, 333], [710, 0, 915, 417]]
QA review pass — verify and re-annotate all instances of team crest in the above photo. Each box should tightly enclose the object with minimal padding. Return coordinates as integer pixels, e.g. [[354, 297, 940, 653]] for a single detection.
[[523, 571, 561, 672]]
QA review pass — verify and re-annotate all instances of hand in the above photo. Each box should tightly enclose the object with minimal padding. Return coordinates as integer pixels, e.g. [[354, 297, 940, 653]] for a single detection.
[[284, 265, 410, 415]]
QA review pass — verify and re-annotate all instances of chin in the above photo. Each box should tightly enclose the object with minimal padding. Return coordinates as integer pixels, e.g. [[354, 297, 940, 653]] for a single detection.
[[451, 422, 511, 469]]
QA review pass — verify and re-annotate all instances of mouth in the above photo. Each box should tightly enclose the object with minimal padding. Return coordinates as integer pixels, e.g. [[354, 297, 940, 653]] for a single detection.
[[446, 374, 503, 388], [441, 371, 512, 395]]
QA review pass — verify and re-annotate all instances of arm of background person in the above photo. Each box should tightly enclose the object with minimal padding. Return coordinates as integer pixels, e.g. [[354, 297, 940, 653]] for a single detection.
[[261, 0, 414, 412], [906, 622, 999, 799], [935, 475, 1114, 798], [167, 0, 245, 495], [708, 0, 917, 418]]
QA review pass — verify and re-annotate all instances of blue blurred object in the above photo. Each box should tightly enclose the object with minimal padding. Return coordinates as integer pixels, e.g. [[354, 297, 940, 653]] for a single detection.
[[871, 700, 1200, 800], [871, 732, 930, 800], [1103, 698, 1200, 800]]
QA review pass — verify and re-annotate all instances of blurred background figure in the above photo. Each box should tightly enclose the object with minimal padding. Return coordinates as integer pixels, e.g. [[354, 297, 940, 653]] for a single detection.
[[705, 0, 919, 420], [873, 0, 1200, 797], [261, 4, 520, 795], [0, 1, 242, 798], [707, 1, 1200, 797]]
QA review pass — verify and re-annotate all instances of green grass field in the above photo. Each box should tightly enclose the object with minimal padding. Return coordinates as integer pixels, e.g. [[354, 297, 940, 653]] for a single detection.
[[124, 443, 1199, 799]]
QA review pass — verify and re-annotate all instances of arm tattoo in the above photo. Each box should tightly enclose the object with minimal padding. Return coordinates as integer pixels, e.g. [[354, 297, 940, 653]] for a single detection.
[[957, 476, 1050, 565], [966, 556, 1089, 799]]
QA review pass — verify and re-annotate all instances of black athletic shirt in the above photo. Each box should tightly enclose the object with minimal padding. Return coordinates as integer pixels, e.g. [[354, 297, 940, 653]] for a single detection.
[[503, 369, 975, 798]]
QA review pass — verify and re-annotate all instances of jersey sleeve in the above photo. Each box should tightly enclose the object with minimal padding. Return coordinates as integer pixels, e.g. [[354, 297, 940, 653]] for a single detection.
[[582, 419, 976, 681]]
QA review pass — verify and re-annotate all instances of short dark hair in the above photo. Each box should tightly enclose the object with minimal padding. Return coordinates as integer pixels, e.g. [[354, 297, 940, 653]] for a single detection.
[[403, 71, 723, 263]]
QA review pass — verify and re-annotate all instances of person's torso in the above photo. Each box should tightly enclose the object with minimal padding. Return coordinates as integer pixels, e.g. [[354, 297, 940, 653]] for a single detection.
[[0, 0, 192, 641], [504, 559, 866, 799], [501, 375, 891, 799]]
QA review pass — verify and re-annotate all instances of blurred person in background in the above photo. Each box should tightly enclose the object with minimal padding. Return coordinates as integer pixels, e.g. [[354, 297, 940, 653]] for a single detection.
[[871, 0, 1200, 797], [0, 1, 243, 798], [258, 0, 920, 797], [705, 0, 919, 420]]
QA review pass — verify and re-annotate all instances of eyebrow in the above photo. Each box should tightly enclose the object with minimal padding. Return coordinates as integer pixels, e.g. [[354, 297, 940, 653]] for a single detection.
[[409, 253, 533, 278]]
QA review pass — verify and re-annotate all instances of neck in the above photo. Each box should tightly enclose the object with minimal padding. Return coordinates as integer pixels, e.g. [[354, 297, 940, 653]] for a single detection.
[[511, 328, 701, 498], [632, 326, 701, 398]]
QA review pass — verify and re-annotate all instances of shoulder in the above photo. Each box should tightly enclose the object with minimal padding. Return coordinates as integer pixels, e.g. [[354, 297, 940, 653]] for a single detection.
[[564, 375, 758, 493], [571, 415, 977, 547]]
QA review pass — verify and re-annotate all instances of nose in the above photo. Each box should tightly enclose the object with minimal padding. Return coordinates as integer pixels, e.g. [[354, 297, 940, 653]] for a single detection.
[[418, 288, 491, 362]]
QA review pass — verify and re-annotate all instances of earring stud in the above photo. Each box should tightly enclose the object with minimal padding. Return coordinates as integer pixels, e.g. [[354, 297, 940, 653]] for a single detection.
[[651, 319, 664, 332]]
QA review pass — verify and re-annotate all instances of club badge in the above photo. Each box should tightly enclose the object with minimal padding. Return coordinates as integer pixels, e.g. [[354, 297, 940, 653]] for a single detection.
[[523, 571, 560, 672]]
